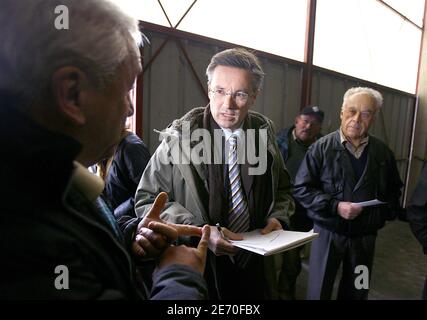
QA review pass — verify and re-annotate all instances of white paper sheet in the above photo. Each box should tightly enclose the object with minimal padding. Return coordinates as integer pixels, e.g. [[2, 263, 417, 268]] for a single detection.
[[229, 229, 318, 256], [353, 199, 387, 207]]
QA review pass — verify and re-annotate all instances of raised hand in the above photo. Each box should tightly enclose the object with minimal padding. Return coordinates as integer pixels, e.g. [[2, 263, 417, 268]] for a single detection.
[[132, 192, 202, 259]]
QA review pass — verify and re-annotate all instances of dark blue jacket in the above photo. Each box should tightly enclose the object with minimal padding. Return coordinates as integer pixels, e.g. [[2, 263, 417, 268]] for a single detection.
[[276, 125, 323, 163], [276, 126, 293, 163], [294, 130, 403, 236], [104, 132, 150, 219], [276, 126, 320, 231]]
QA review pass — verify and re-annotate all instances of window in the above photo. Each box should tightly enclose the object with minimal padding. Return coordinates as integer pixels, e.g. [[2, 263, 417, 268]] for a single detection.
[[382, 0, 425, 27], [314, 0, 423, 93], [111, 0, 425, 94], [112, 0, 308, 62], [177, 0, 308, 62]]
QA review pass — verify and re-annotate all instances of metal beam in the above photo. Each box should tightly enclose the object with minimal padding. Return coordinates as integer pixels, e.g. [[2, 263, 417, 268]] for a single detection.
[[300, 0, 317, 110], [376, 0, 423, 30]]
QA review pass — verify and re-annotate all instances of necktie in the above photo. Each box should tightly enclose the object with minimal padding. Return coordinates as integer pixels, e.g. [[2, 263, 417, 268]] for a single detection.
[[228, 135, 250, 232], [228, 135, 251, 267]]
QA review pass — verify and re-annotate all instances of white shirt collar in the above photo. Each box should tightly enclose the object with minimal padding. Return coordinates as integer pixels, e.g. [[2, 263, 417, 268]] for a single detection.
[[220, 123, 244, 142]]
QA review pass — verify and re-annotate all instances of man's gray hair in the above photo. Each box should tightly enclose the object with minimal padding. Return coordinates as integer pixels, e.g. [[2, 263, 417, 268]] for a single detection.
[[206, 48, 265, 93], [342, 87, 384, 113], [0, 0, 143, 103]]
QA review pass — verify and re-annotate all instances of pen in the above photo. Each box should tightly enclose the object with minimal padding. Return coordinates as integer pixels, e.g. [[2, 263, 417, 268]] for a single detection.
[[216, 223, 227, 239], [216, 223, 235, 263]]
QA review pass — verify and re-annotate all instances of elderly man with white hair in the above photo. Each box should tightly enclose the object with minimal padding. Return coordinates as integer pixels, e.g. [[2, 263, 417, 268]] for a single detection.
[[294, 87, 403, 300], [0, 0, 209, 299]]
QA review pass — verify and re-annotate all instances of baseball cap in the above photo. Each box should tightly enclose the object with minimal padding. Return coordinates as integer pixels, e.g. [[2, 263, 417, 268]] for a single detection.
[[300, 106, 324, 123]]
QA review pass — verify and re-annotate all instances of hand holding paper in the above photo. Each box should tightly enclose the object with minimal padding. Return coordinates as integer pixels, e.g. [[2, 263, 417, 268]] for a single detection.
[[229, 229, 318, 256], [353, 199, 387, 207]]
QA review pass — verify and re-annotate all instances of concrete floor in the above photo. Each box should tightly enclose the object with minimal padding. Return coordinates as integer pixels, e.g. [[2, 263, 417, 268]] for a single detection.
[[293, 220, 427, 300]]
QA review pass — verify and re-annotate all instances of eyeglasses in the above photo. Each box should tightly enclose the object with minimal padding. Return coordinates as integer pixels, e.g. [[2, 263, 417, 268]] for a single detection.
[[344, 108, 375, 120], [209, 88, 250, 105]]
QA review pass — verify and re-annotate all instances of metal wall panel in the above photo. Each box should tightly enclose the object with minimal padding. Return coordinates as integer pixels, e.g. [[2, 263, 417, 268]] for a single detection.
[[141, 29, 415, 192], [311, 70, 416, 184], [142, 29, 303, 151], [142, 31, 212, 150]]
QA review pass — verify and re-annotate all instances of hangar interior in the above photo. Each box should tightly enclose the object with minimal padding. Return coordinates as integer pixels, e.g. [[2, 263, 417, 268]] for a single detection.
[[112, 0, 427, 299]]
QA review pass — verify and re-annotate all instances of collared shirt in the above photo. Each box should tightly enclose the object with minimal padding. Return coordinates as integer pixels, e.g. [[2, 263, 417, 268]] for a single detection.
[[292, 129, 298, 141], [292, 128, 316, 147], [220, 123, 244, 164], [220, 124, 244, 143], [339, 128, 369, 159]]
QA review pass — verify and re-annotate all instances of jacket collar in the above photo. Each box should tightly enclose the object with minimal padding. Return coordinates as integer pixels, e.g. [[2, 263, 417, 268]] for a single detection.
[[69, 162, 104, 202]]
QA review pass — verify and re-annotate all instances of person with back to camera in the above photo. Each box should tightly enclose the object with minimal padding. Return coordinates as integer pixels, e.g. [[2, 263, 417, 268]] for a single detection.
[[0, 0, 209, 300]]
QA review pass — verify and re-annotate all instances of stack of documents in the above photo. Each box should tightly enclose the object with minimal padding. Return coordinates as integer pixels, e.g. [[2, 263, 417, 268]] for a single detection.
[[229, 229, 319, 256]]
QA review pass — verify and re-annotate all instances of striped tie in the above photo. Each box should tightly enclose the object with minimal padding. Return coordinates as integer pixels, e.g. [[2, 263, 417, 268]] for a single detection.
[[228, 135, 251, 267]]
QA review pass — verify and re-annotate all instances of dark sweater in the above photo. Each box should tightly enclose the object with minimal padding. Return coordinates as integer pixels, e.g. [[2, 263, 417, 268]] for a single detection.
[[286, 135, 310, 181], [345, 145, 369, 183]]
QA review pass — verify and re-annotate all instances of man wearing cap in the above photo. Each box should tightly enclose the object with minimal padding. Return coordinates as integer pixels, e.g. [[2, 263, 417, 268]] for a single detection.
[[294, 87, 403, 300], [276, 106, 324, 299]]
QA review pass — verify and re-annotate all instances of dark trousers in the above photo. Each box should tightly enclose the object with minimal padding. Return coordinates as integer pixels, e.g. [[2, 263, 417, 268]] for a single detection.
[[307, 224, 376, 300], [278, 245, 304, 300], [209, 253, 269, 300], [423, 277, 427, 300]]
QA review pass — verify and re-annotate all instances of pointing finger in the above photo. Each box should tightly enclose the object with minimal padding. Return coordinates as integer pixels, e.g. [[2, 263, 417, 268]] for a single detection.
[[171, 223, 203, 237], [147, 221, 178, 242]]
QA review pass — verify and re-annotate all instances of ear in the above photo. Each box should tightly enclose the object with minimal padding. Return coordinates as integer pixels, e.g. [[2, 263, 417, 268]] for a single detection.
[[51, 67, 88, 125], [251, 89, 260, 103], [294, 116, 299, 125]]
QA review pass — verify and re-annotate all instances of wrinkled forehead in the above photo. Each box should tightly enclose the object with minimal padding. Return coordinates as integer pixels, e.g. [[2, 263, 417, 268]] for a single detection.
[[343, 92, 377, 110]]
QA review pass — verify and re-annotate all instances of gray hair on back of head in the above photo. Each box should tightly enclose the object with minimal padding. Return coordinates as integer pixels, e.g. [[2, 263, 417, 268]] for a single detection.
[[342, 87, 384, 114], [206, 48, 265, 93], [0, 0, 143, 103]]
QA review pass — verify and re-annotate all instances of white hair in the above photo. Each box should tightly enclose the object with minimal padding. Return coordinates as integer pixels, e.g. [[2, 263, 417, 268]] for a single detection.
[[0, 0, 143, 103], [342, 87, 383, 114]]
